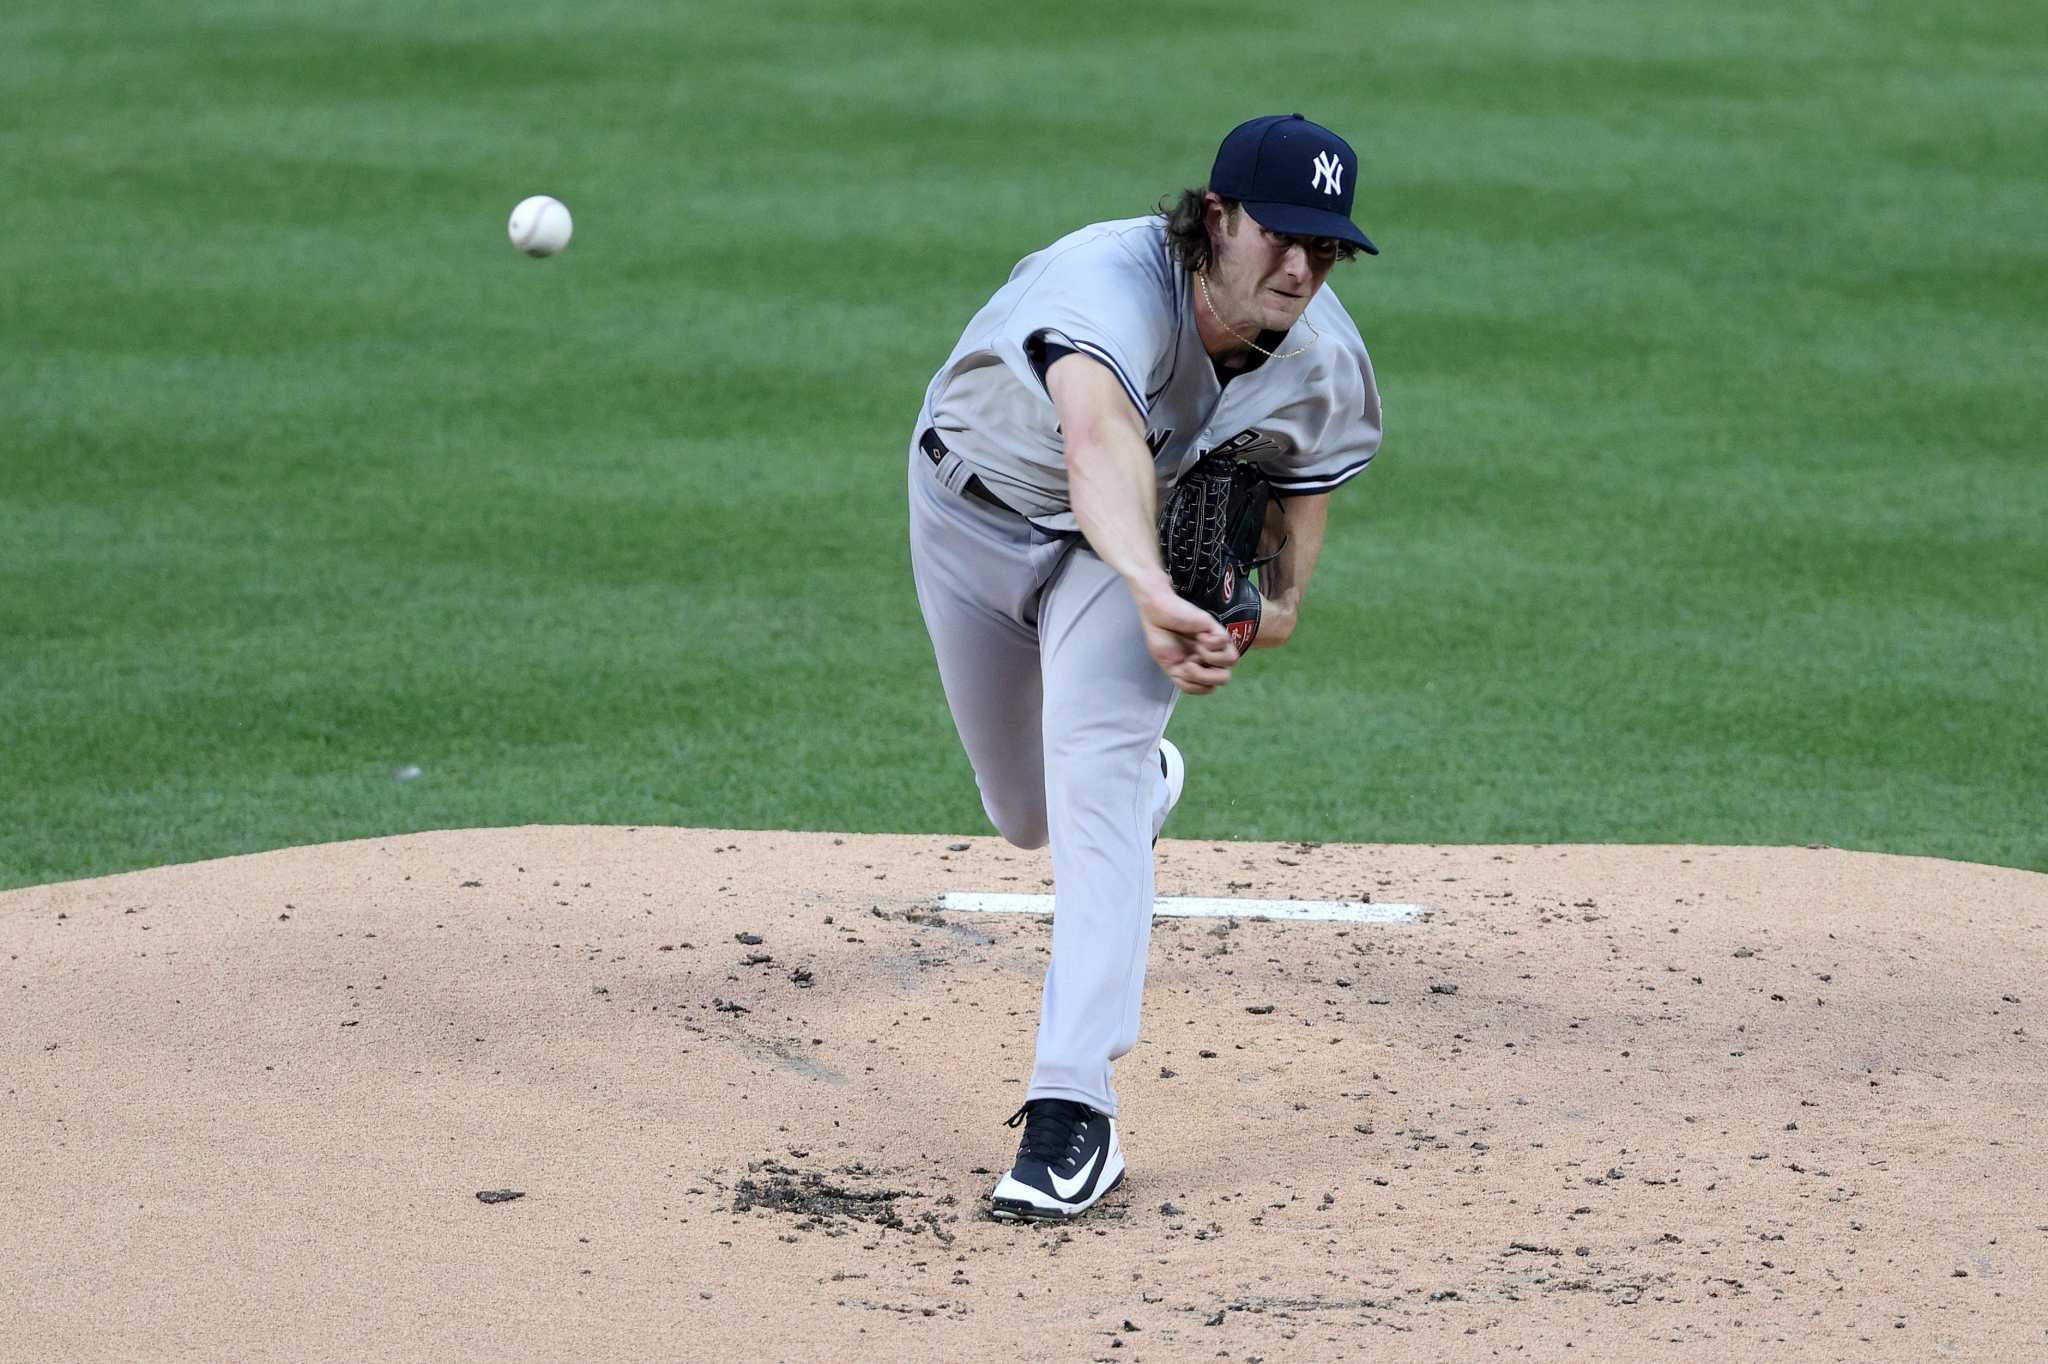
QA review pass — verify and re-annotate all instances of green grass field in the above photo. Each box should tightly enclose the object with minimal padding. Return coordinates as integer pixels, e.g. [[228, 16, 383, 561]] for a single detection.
[[5, 0, 2044, 887]]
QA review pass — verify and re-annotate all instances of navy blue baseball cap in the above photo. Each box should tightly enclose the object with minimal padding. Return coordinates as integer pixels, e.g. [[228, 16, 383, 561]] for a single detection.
[[1209, 113, 1378, 255]]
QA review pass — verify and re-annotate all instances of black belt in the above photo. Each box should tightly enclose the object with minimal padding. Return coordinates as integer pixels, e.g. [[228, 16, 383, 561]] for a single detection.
[[920, 429, 1016, 514]]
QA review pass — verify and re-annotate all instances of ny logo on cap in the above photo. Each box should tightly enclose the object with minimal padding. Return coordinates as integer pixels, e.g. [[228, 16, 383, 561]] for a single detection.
[[1311, 150, 1343, 196]]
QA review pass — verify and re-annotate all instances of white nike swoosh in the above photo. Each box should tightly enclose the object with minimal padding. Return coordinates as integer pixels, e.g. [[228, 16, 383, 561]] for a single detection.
[[1048, 1141, 1106, 1202]]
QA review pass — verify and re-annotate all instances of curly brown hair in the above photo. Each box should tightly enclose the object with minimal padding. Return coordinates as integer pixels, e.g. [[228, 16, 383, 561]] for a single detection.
[[1158, 186, 1227, 273], [1156, 185, 1362, 271]]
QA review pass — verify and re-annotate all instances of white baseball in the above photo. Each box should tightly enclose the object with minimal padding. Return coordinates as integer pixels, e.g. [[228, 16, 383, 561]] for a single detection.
[[508, 195, 573, 257]]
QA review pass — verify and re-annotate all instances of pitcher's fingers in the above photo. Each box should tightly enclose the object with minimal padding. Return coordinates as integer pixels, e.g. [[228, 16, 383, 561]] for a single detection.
[[1172, 658, 1233, 691], [1149, 593, 1224, 639]]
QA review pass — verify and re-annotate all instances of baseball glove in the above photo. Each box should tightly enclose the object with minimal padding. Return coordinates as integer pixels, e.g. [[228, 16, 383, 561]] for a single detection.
[[1158, 452, 1276, 653]]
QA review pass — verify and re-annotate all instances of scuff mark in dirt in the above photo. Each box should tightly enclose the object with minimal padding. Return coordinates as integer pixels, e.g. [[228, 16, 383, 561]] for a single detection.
[[732, 1036, 847, 1085], [731, 1160, 957, 1244]]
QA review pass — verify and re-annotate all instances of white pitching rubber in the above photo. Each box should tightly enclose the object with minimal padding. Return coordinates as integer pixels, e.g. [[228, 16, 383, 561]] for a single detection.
[[940, 893, 1425, 923]]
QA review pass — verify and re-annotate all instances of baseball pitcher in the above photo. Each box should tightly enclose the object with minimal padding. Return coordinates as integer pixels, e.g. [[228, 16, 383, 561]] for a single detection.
[[907, 114, 1385, 1220]]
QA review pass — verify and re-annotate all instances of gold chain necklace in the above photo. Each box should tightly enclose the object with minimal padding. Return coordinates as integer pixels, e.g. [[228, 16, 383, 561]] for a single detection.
[[1197, 270, 1320, 361]]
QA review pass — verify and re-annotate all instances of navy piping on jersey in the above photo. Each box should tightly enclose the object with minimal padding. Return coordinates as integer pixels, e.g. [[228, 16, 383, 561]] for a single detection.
[[1026, 332, 1149, 420], [1029, 338, 1079, 384], [1065, 339, 1149, 418], [1265, 453, 1375, 494]]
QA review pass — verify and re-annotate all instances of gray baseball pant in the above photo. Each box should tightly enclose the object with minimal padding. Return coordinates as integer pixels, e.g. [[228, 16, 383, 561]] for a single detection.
[[907, 436, 1179, 1117]]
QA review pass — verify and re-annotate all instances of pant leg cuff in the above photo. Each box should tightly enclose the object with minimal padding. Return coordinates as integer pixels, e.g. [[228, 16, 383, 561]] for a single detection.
[[1023, 1083, 1117, 1118]]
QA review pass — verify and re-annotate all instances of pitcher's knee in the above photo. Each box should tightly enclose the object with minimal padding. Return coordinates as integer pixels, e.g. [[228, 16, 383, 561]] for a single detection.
[[983, 799, 1048, 850]]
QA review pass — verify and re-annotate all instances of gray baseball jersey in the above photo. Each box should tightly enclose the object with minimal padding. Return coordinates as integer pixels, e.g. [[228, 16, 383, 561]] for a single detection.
[[918, 214, 1384, 530]]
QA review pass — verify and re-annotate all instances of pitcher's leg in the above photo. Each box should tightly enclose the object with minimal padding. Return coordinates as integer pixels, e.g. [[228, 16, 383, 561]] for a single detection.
[[907, 457, 1052, 848], [912, 581, 1049, 847], [1025, 549, 1179, 1115]]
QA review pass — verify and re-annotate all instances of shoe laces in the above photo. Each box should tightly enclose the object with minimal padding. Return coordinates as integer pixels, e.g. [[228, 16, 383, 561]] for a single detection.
[[1004, 1099, 1094, 1165]]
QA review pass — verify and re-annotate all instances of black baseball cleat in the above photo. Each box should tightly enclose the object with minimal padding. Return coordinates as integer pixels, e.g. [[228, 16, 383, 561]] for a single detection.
[[989, 1098, 1126, 1222]]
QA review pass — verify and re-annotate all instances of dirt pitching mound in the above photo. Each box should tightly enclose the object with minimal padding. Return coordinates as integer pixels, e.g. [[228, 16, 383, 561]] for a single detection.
[[3, 827, 2043, 1362]]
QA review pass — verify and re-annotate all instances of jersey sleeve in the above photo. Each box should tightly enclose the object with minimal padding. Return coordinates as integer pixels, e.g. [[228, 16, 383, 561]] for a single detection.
[[1245, 340, 1383, 497], [1026, 339, 1079, 386], [989, 229, 1178, 422]]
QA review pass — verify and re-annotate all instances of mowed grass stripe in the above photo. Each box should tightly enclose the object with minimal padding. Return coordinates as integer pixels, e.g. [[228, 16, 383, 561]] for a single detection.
[[3, 0, 2043, 885]]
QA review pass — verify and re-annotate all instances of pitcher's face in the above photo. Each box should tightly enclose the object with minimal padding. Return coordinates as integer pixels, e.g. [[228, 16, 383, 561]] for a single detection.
[[1206, 199, 1339, 333]]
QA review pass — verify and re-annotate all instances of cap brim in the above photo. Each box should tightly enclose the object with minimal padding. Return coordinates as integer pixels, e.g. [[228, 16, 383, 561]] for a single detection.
[[1242, 201, 1379, 255]]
